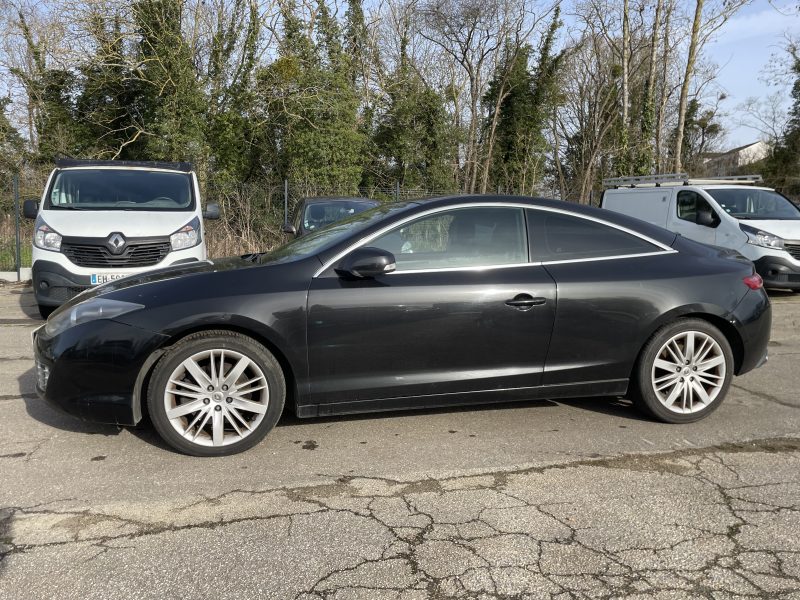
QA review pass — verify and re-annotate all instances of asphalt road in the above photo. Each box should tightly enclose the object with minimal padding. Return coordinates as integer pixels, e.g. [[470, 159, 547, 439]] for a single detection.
[[1, 284, 799, 599]]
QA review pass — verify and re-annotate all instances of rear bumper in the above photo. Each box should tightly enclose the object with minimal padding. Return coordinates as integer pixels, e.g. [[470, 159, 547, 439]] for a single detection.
[[730, 288, 772, 375], [33, 319, 168, 426], [753, 256, 800, 290]]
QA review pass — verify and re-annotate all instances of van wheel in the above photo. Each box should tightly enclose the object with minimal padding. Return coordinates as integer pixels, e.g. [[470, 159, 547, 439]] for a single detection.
[[630, 319, 733, 423], [147, 330, 285, 456], [38, 304, 54, 319]]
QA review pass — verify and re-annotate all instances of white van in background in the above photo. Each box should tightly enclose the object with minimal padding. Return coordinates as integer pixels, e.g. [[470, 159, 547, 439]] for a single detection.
[[601, 174, 800, 291], [24, 160, 220, 317]]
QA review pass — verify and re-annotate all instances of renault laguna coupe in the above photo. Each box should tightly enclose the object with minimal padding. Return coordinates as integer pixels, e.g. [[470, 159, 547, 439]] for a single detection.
[[33, 196, 771, 456]]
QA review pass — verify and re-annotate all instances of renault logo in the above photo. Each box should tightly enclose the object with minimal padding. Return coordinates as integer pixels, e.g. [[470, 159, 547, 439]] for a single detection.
[[107, 233, 126, 254]]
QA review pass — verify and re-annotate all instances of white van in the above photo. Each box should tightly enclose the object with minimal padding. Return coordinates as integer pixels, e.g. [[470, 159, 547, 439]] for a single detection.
[[24, 159, 219, 317], [601, 174, 800, 291]]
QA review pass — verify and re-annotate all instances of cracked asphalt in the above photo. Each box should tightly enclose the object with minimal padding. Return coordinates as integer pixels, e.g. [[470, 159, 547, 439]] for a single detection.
[[1, 284, 799, 599]]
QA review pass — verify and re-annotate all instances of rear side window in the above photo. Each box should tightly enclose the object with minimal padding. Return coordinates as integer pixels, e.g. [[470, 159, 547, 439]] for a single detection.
[[528, 210, 661, 262]]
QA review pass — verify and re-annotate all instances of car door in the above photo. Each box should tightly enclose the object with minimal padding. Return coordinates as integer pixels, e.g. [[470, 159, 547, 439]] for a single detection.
[[670, 189, 719, 245], [527, 208, 676, 387], [306, 205, 557, 409]]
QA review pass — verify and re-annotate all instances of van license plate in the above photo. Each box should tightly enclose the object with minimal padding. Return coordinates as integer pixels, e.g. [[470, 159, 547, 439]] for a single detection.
[[90, 273, 127, 285]]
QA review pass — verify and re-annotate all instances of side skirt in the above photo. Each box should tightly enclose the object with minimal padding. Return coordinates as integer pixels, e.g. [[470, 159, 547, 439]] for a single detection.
[[296, 379, 629, 418]]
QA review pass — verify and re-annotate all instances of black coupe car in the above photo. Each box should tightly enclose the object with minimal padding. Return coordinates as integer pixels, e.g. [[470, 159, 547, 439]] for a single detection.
[[33, 196, 771, 456]]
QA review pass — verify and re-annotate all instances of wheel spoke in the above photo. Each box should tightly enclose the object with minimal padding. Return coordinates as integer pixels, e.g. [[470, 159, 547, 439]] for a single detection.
[[167, 399, 205, 419], [230, 396, 268, 414], [222, 356, 251, 389], [212, 409, 224, 446], [169, 378, 204, 393], [691, 380, 712, 406], [224, 409, 244, 437], [191, 410, 212, 441], [666, 341, 684, 365], [697, 355, 725, 371], [228, 406, 253, 431], [664, 382, 683, 408], [231, 384, 267, 396], [684, 332, 695, 362], [184, 357, 212, 387], [654, 358, 680, 373], [184, 407, 208, 434], [209, 350, 217, 384]]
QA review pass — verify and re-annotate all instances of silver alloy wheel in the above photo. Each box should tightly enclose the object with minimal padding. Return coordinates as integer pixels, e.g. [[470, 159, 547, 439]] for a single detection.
[[164, 349, 269, 447], [651, 330, 726, 414]]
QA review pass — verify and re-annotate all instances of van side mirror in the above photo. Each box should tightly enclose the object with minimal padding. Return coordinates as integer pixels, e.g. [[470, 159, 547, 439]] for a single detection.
[[203, 203, 220, 220], [22, 199, 38, 219], [696, 208, 718, 228], [336, 247, 396, 279], [282, 223, 297, 235]]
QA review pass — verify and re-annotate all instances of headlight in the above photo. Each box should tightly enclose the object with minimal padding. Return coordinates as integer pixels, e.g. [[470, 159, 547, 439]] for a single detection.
[[45, 298, 144, 337], [740, 224, 784, 249], [170, 216, 201, 250], [34, 216, 62, 251]]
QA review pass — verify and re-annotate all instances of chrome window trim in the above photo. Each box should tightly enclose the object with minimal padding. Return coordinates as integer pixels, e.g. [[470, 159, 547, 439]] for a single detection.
[[313, 201, 676, 278]]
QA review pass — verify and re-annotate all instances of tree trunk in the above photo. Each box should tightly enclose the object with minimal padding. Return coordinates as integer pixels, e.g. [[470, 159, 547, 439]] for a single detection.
[[621, 0, 630, 130], [674, 0, 704, 173], [655, 0, 673, 173]]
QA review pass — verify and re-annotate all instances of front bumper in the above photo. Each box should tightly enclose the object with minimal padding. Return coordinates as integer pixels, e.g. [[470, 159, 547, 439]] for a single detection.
[[33, 319, 169, 425], [33, 257, 202, 307], [753, 256, 800, 290]]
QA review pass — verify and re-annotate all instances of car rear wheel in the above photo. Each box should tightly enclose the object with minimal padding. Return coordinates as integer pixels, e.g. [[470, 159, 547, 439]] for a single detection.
[[147, 330, 285, 456], [631, 319, 733, 423]]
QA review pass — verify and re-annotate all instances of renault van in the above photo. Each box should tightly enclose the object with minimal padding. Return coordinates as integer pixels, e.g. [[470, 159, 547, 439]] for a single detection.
[[24, 159, 219, 317], [601, 174, 800, 291]]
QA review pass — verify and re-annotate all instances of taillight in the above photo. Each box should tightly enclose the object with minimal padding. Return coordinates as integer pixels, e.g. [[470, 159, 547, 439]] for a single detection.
[[743, 274, 763, 290]]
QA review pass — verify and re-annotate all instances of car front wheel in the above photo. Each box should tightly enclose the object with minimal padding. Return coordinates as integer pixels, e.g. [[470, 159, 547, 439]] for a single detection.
[[147, 330, 285, 456], [632, 318, 733, 423]]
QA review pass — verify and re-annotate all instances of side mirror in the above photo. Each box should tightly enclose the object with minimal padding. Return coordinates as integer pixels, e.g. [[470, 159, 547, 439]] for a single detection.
[[696, 209, 717, 227], [22, 199, 38, 219], [282, 223, 297, 235], [336, 247, 396, 279], [203, 203, 220, 220]]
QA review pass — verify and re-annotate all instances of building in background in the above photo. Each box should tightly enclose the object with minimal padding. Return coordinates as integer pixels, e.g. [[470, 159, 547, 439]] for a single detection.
[[702, 141, 771, 176]]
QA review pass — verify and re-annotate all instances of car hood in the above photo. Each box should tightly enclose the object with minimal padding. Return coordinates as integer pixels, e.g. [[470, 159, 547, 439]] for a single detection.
[[39, 210, 195, 238], [56, 256, 260, 311], [739, 220, 800, 240]]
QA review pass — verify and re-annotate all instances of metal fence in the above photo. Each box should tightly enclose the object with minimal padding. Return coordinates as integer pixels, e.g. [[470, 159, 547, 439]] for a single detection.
[[1, 171, 46, 273]]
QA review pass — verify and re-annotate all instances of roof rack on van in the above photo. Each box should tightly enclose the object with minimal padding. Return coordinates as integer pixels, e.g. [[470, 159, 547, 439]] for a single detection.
[[55, 159, 194, 172], [602, 173, 763, 188]]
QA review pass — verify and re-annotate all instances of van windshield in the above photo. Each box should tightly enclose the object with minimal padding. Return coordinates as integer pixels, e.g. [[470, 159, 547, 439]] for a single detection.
[[47, 169, 194, 211], [706, 188, 800, 221]]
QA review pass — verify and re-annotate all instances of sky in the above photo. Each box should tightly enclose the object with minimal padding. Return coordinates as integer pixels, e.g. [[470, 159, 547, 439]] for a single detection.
[[706, 1, 798, 148]]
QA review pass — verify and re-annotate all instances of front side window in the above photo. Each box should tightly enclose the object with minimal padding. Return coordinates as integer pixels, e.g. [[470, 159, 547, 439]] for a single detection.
[[531, 210, 660, 262], [706, 188, 800, 221], [302, 200, 379, 232], [677, 190, 717, 224], [369, 207, 528, 271], [47, 169, 194, 211]]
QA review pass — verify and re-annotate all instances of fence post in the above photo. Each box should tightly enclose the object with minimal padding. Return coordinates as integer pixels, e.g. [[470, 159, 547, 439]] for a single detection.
[[283, 179, 289, 224], [394, 180, 400, 203], [13, 174, 20, 281]]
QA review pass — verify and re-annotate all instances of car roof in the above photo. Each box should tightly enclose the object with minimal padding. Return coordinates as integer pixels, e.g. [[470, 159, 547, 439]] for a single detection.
[[379, 195, 679, 247]]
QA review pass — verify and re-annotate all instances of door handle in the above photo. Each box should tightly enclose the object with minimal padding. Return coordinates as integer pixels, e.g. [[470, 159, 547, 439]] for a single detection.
[[505, 294, 546, 310]]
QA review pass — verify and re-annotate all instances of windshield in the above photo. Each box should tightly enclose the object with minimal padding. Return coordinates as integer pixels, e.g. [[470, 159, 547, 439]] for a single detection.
[[47, 169, 194, 211], [260, 202, 413, 264], [706, 188, 800, 221], [302, 199, 379, 232]]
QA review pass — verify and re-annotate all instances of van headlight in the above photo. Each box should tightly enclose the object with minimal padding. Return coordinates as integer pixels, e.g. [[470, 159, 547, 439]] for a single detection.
[[740, 224, 784, 249], [34, 216, 62, 251], [45, 298, 144, 337], [170, 217, 201, 250]]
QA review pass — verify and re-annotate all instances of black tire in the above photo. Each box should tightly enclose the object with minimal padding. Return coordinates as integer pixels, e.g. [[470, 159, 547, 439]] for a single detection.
[[630, 318, 734, 424], [38, 304, 55, 319], [147, 330, 285, 456]]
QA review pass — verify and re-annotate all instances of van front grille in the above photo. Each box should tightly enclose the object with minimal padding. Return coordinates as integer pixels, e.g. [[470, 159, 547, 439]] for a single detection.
[[62, 238, 171, 268], [784, 243, 800, 261]]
